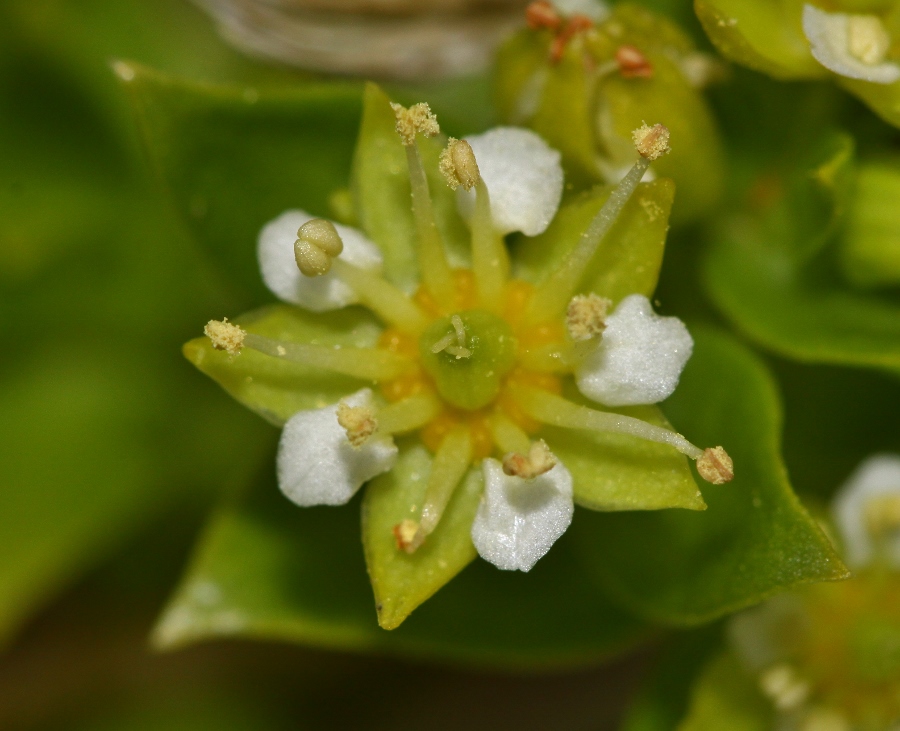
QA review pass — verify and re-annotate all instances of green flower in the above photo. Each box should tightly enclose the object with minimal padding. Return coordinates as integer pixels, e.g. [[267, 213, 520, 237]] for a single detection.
[[185, 84, 732, 628]]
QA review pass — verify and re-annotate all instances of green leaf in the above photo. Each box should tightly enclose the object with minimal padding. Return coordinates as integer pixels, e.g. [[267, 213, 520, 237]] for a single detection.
[[184, 304, 382, 425], [569, 328, 848, 625], [694, 0, 825, 80], [121, 62, 363, 300], [677, 651, 772, 731], [350, 83, 470, 292], [153, 465, 650, 669], [512, 179, 675, 302], [362, 442, 481, 630]]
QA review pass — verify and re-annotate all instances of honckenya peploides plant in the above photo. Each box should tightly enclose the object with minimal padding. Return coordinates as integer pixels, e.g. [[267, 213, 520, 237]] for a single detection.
[[187, 85, 733, 629]]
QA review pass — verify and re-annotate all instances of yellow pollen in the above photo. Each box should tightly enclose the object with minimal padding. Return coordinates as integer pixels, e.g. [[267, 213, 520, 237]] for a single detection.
[[390, 101, 440, 145], [502, 439, 557, 479], [632, 122, 671, 161], [204, 318, 245, 356], [566, 293, 612, 341], [439, 137, 481, 191], [336, 400, 378, 447], [393, 519, 420, 553], [697, 446, 734, 484]]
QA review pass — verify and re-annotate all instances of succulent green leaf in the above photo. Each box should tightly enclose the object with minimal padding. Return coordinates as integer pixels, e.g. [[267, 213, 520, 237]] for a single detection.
[[184, 304, 382, 426], [152, 463, 650, 669], [694, 0, 825, 80], [840, 162, 900, 288], [677, 651, 772, 731], [545, 384, 704, 512], [570, 328, 848, 625], [121, 62, 363, 300], [513, 179, 674, 302], [362, 442, 481, 630], [350, 83, 469, 292]]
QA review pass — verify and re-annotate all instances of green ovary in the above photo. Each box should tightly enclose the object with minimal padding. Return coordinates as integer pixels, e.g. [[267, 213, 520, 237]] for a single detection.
[[419, 310, 517, 411]]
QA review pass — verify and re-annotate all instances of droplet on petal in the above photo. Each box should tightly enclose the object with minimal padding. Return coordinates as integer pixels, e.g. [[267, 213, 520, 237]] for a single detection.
[[575, 294, 693, 406], [471, 458, 574, 572], [277, 388, 397, 507], [257, 209, 382, 311], [457, 127, 564, 236]]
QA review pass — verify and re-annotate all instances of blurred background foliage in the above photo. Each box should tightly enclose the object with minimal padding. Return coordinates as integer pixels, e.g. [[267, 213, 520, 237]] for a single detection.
[[3, 0, 900, 728]]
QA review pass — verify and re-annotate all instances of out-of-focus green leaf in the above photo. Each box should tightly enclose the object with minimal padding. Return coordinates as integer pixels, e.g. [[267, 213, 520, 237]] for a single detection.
[[513, 179, 674, 302], [121, 63, 363, 301], [694, 0, 824, 79], [362, 442, 481, 630], [840, 162, 900, 288], [571, 328, 847, 625], [184, 304, 381, 426], [153, 464, 650, 669], [676, 651, 772, 731]]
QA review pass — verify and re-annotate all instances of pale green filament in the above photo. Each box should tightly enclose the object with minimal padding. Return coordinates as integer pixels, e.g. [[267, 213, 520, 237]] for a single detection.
[[516, 386, 704, 460], [489, 412, 531, 455], [415, 427, 473, 544], [331, 259, 429, 335], [471, 179, 510, 312], [525, 155, 652, 324], [405, 143, 456, 303], [377, 393, 443, 435], [243, 333, 411, 381]]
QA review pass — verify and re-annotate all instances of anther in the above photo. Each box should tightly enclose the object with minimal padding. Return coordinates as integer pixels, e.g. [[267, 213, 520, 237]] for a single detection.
[[696, 446, 734, 485], [503, 440, 558, 479], [336, 399, 378, 448], [295, 218, 344, 276], [633, 123, 671, 161], [439, 138, 481, 191], [526, 0, 561, 31], [392, 519, 420, 553], [758, 664, 810, 711], [566, 294, 612, 341], [550, 15, 594, 63], [848, 15, 891, 65], [390, 102, 440, 146], [615, 45, 654, 79], [204, 318, 245, 356]]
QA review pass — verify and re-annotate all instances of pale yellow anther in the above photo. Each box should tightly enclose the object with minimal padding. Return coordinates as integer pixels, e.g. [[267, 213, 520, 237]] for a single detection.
[[632, 122, 671, 161], [864, 494, 900, 539], [336, 400, 378, 448], [758, 664, 810, 711], [697, 446, 734, 485], [390, 101, 440, 146], [566, 293, 612, 341], [204, 318, 245, 356], [295, 218, 344, 277], [439, 137, 481, 191], [848, 15, 891, 65], [392, 519, 420, 553], [502, 439, 558, 480]]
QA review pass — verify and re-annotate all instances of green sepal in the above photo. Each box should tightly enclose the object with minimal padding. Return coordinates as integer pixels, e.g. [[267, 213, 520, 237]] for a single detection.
[[677, 651, 773, 731], [513, 179, 674, 303], [694, 0, 826, 80], [840, 162, 900, 288], [183, 304, 382, 425], [362, 442, 481, 630], [840, 76, 900, 131], [350, 83, 469, 292], [570, 328, 848, 625], [544, 384, 705, 513]]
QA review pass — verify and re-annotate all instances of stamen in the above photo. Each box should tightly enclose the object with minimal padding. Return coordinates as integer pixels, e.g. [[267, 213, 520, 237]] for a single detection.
[[489, 412, 531, 455], [526, 1, 561, 31], [439, 138, 480, 191], [377, 393, 443, 435], [204, 318, 245, 356], [391, 102, 455, 303], [758, 664, 810, 711], [524, 125, 669, 324], [615, 45, 654, 79], [330, 259, 430, 335], [502, 439, 557, 479], [566, 294, 611, 341], [242, 332, 411, 381], [848, 15, 891, 65], [396, 427, 473, 553], [516, 385, 707, 462], [336, 400, 378, 447], [294, 218, 343, 276], [696, 446, 734, 485]]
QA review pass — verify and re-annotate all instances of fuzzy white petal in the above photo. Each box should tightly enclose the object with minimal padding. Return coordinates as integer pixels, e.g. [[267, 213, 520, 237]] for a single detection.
[[575, 294, 693, 407], [832, 454, 900, 569], [257, 209, 383, 311], [457, 127, 564, 236], [276, 389, 397, 507], [471, 458, 574, 572], [802, 5, 900, 84]]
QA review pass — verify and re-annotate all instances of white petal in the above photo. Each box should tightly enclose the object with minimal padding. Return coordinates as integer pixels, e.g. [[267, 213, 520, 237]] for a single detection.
[[802, 4, 900, 84], [575, 294, 693, 407], [832, 454, 900, 569], [257, 209, 383, 311], [471, 458, 574, 572], [458, 127, 564, 236], [276, 389, 397, 507]]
